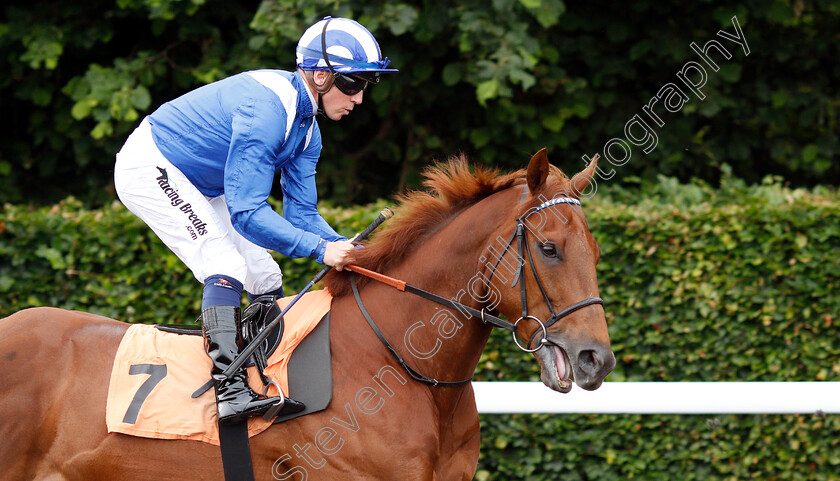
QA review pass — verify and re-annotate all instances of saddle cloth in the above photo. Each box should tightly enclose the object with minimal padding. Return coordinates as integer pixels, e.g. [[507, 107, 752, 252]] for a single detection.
[[106, 289, 332, 445]]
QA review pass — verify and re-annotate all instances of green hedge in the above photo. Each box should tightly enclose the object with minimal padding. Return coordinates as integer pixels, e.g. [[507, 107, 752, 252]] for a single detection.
[[2, 176, 839, 480]]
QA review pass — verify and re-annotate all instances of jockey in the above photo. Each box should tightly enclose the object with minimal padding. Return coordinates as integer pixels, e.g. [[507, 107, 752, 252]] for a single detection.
[[114, 16, 397, 425]]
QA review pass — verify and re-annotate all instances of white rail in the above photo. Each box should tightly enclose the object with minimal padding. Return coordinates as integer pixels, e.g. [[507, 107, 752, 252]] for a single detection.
[[473, 382, 840, 414]]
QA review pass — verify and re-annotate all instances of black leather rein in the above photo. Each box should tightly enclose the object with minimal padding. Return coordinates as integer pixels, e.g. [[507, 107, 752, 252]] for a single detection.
[[350, 274, 472, 387]]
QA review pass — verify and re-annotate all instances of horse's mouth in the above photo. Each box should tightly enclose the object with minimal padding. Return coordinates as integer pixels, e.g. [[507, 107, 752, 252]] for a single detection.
[[537, 336, 615, 393], [537, 342, 573, 393], [553, 345, 573, 392]]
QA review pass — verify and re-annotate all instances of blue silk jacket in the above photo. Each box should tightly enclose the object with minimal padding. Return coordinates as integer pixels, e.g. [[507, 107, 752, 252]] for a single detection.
[[148, 70, 344, 263]]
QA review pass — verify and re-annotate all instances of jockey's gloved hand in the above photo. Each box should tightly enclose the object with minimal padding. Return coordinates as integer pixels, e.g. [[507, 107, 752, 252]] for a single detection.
[[323, 240, 355, 270]]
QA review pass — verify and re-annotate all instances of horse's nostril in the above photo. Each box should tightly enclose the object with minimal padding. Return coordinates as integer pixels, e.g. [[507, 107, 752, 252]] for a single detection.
[[578, 349, 599, 370]]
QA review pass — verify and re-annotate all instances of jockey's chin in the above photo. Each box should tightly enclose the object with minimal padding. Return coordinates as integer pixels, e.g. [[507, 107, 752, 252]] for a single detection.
[[322, 87, 362, 121]]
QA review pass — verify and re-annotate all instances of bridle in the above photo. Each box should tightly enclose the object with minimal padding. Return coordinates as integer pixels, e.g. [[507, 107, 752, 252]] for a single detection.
[[348, 189, 603, 386], [485, 193, 604, 352]]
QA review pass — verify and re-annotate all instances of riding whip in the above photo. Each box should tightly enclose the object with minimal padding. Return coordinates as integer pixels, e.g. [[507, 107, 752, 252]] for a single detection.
[[222, 206, 395, 378]]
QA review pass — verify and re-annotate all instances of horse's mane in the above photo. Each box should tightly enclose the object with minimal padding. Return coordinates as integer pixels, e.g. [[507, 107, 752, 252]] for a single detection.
[[324, 154, 570, 297]]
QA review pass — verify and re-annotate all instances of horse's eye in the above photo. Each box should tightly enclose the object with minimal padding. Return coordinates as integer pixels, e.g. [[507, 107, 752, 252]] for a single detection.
[[540, 243, 558, 258]]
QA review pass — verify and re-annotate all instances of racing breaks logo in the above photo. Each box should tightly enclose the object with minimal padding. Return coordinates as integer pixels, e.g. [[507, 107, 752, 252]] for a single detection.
[[212, 278, 236, 290], [156, 167, 208, 239]]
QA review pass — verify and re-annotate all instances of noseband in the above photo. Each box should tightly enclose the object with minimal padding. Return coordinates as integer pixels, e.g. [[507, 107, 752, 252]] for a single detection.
[[484, 194, 603, 352]]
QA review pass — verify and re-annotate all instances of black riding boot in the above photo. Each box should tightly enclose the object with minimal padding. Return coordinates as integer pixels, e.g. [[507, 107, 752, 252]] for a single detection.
[[201, 305, 303, 425]]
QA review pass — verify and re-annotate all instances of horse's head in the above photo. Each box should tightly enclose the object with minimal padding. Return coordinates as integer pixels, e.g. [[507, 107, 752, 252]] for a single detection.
[[324, 150, 613, 393], [485, 148, 615, 393]]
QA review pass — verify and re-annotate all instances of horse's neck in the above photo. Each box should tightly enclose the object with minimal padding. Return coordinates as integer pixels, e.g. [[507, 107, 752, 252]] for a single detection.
[[370, 188, 519, 394]]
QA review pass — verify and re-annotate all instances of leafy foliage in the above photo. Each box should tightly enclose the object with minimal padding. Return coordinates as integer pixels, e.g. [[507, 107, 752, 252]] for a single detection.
[[1, 0, 839, 205], [2, 175, 838, 479]]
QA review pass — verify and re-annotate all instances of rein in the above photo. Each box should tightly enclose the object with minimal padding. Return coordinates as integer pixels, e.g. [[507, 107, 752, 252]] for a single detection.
[[346, 265, 516, 333], [350, 274, 472, 387], [345, 192, 604, 388]]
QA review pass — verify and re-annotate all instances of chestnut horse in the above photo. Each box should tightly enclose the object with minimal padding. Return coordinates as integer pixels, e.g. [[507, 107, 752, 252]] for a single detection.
[[0, 149, 614, 480]]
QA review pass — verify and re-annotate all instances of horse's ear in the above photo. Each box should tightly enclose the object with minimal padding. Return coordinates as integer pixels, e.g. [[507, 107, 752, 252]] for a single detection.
[[526, 148, 550, 193], [570, 154, 599, 199]]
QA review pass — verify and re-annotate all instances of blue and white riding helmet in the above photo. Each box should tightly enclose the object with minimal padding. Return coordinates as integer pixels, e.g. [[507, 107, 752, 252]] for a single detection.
[[296, 16, 398, 88]]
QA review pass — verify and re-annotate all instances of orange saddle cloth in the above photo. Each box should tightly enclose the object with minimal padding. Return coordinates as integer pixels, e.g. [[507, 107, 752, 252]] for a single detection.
[[106, 289, 332, 445]]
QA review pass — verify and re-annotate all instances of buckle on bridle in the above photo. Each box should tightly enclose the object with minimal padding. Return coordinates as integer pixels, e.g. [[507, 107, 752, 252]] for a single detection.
[[512, 315, 547, 352]]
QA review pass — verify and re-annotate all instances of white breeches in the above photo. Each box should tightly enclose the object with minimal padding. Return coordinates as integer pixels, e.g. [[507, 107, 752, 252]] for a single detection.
[[114, 118, 283, 295]]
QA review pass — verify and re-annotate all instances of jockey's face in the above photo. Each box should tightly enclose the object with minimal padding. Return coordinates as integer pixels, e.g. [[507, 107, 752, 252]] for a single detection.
[[311, 70, 364, 121]]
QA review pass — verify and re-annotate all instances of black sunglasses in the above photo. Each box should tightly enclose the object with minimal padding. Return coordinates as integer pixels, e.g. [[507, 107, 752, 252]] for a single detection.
[[332, 72, 379, 96], [320, 18, 378, 96]]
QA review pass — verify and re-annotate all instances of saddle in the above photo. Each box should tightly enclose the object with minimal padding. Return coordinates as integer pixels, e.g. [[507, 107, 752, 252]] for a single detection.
[[105, 290, 333, 445]]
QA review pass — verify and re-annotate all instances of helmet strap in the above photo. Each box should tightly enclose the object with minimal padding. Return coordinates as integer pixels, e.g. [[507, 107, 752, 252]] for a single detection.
[[316, 92, 325, 117], [301, 69, 334, 94], [299, 69, 334, 118], [300, 18, 340, 119]]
